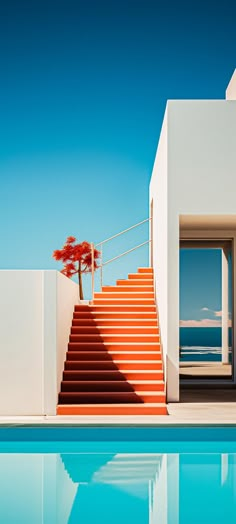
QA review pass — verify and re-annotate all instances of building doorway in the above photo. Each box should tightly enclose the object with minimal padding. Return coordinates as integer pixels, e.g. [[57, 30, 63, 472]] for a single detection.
[[179, 240, 233, 383]]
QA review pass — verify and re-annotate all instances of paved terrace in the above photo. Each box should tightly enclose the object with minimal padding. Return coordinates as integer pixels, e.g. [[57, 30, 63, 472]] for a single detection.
[[1, 389, 236, 426]]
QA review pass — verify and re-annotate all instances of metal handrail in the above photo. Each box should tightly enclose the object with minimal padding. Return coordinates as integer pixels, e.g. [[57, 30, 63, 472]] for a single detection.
[[95, 218, 151, 247], [103, 240, 151, 266], [91, 217, 151, 299]]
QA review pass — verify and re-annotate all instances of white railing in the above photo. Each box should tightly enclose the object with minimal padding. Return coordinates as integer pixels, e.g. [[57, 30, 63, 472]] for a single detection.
[[91, 217, 152, 300]]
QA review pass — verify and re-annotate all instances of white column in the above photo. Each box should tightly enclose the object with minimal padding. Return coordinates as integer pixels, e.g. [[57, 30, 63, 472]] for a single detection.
[[222, 246, 229, 364]]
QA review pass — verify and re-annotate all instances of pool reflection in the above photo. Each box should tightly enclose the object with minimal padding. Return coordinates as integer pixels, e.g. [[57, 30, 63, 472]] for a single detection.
[[0, 452, 236, 523]]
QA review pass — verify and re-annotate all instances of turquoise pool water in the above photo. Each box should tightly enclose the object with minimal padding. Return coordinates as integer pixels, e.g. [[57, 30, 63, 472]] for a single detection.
[[0, 427, 236, 523]]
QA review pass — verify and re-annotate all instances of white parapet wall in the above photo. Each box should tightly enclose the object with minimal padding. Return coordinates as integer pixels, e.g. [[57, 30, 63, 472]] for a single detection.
[[0, 270, 79, 416]]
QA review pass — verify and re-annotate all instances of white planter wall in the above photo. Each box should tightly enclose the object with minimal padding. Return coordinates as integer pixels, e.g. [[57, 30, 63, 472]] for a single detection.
[[0, 270, 79, 415]]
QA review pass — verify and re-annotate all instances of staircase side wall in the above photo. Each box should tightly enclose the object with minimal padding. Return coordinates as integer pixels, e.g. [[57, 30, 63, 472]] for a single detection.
[[43, 271, 79, 416], [56, 272, 79, 397]]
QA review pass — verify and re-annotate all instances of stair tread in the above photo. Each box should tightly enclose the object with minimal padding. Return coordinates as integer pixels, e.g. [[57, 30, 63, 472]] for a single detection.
[[69, 333, 158, 338], [71, 326, 158, 329], [62, 379, 164, 383], [57, 403, 166, 408], [63, 370, 163, 374], [60, 391, 164, 396]]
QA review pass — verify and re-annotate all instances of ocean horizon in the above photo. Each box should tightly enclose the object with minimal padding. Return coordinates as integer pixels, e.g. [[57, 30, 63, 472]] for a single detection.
[[180, 327, 232, 362]]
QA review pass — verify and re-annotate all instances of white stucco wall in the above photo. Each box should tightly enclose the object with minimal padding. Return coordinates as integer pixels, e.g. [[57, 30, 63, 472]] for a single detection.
[[150, 98, 236, 401], [0, 270, 78, 415]]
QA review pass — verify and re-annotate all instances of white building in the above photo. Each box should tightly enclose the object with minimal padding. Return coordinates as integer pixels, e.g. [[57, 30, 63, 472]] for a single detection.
[[150, 70, 236, 401]]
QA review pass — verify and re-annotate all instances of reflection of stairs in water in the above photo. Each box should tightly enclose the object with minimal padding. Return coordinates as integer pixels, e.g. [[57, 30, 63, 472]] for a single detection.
[[61, 453, 164, 522], [61, 452, 162, 499], [57, 267, 167, 415], [92, 453, 162, 498], [60, 453, 115, 483], [92, 454, 162, 484]]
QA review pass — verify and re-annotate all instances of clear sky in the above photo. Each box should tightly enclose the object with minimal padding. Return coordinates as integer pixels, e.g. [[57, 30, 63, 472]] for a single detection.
[[0, 0, 236, 308]]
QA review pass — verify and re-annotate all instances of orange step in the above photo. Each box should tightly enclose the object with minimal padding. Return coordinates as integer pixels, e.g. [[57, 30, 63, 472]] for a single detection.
[[75, 305, 156, 312], [66, 351, 162, 361], [63, 370, 164, 381], [102, 286, 154, 293], [116, 280, 153, 286], [128, 273, 153, 279], [93, 299, 156, 305], [72, 319, 158, 326], [68, 342, 161, 351], [73, 311, 157, 319], [69, 334, 160, 343], [58, 391, 165, 404], [70, 326, 159, 335], [94, 292, 155, 299], [57, 404, 168, 415], [138, 268, 153, 273], [61, 380, 164, 392], [64, 360, 163, 370]]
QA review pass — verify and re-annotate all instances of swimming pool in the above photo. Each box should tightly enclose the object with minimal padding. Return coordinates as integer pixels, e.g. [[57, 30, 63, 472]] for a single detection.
[[0, 426, 236, 523]]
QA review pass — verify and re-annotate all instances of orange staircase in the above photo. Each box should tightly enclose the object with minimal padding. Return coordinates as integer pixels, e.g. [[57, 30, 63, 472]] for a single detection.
[[57, 267, 167, 415]]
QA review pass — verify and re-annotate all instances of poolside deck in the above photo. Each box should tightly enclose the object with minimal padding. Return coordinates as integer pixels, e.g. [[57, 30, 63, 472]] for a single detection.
[[1, 388, 236, 426]]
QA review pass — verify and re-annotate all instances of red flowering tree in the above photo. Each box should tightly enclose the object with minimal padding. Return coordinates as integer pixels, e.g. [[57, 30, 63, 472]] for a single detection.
[[53, 236, 100, 300]]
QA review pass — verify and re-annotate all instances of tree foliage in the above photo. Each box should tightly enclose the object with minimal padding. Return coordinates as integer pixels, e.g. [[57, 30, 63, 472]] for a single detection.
[[53, 236, 100, 299]]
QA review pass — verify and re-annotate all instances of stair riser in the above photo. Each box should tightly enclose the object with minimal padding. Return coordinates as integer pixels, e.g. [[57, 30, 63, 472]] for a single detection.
[[68, 344, 161, 352], [128, 274, 153, 280], [66, 352, 162, 361], [73, 312, 158, 319], [70, 335, 160, 343], [64, 361, 163, 370], [57, 405, 168, 415], [75, 305, 156, 312], [116, 280, 153, 286], [72, 319, 158, 326], [71, 327, 159, 335], [101, 286, 154, 293], [93, 299, 155, 305], [63, 371, 164, 381], [58, 392, 165, 404], [138, 268, 153, 273], [61, 381, 165, 392]]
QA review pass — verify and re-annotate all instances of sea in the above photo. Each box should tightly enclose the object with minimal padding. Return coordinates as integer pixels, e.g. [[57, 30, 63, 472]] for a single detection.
[[180, 327, 232, 362]]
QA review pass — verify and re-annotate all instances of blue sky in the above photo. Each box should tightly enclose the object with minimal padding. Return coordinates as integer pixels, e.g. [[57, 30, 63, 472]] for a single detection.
[[0, 0, 236, 308], [180, 249, 232, 326]]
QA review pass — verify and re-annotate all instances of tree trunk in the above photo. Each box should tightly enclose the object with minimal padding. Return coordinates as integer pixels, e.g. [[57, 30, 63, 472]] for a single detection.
[[78, 261, 84, 300]]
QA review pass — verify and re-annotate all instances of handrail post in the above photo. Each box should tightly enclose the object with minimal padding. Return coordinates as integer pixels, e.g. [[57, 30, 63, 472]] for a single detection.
[[91, 242, 94, 302]]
